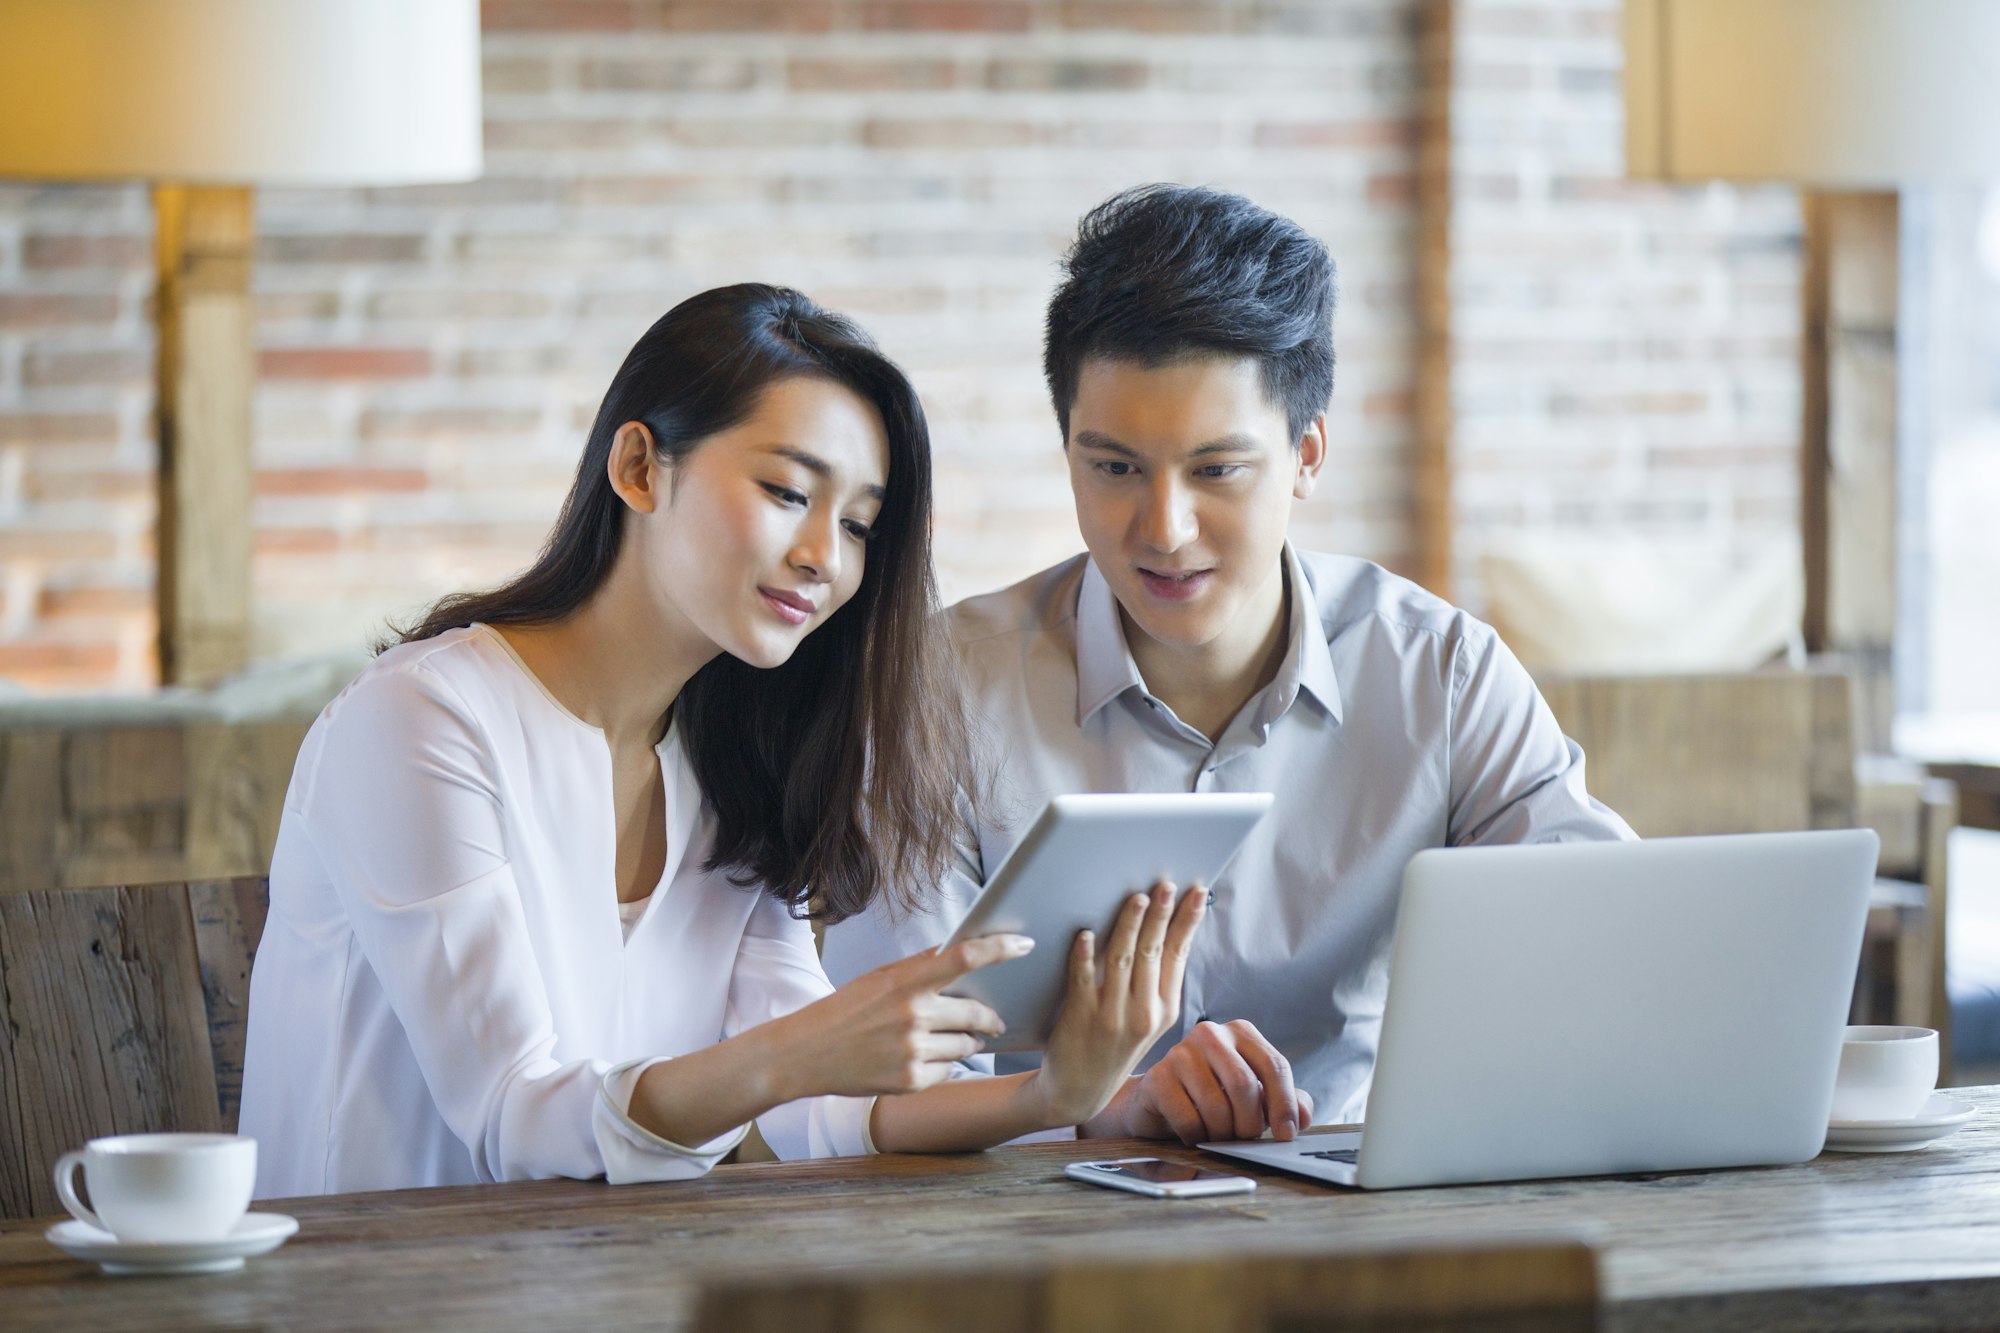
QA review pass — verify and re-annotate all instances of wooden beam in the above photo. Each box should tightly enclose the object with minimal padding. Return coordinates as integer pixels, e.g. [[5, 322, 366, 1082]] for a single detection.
[[1411, 0, 1455, 596], [153, 185, 255, 687], [1802, 191, 1900, 754]]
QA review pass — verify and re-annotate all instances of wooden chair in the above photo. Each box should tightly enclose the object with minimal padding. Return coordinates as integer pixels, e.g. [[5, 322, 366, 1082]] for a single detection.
[[1538, 670, 1955, 1047], [0, 874, 269, 1221], [691, 1239, 1599, 1333], [0, 706, 306, 1219], [1536, 671, 1857, 838], [1856, 760, 1959, 1051]]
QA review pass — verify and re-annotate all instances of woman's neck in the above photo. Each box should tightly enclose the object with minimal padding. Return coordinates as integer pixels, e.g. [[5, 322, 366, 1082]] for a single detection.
[[495, 560, 714, 746]]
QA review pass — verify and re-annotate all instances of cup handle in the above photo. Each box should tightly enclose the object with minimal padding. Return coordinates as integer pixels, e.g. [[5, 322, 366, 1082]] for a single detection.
[[53, 1151, 106, 1232]]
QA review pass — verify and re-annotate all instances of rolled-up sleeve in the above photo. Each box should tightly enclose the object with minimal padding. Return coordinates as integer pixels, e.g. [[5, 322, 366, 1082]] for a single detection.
[[1445, 622, 1636, 847], [597, 1059, 748, 1181], [304, 667, 726, 1184]]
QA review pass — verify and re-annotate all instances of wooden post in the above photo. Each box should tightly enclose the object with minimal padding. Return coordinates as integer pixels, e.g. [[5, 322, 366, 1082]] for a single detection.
[[153, 185, 256, 687], [1412, 0, 1456, 596], [1802, 191, 1900, 754]]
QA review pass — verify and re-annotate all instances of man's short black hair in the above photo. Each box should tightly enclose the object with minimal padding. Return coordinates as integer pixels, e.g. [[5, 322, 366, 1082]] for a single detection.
[[1044, 183, 1336, 444]]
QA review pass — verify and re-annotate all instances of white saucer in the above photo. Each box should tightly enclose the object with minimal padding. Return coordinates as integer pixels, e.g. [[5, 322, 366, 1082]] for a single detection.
[[1824, 1092, 1977, 1153], [44, 1212, 298, 1275]]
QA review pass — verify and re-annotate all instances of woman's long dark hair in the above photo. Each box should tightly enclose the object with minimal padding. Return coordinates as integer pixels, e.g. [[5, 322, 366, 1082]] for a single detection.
[[392, 284, 968, 923]]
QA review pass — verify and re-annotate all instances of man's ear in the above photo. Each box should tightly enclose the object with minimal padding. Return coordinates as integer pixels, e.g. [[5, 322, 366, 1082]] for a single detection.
[[606, 422, 662, 514], [1293, 414, 1328, 499]]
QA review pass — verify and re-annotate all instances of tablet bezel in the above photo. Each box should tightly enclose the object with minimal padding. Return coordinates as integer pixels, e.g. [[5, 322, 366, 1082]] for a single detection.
[[942, 792, 1273, 1051]]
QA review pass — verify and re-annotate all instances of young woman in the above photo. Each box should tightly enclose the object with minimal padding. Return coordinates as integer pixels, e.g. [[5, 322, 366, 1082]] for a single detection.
[[239, 285, 1203, 1197]]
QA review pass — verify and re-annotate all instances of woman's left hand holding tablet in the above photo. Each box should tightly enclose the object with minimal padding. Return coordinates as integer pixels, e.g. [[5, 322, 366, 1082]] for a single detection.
[[1028, 883, 1207, 1127]]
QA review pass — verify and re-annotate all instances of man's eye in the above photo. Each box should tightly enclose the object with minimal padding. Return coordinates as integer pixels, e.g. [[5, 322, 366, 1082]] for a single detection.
[[1097, 461, 1134, 477], [1198, 464, 1244, 479], [762, 483, 807, 506]]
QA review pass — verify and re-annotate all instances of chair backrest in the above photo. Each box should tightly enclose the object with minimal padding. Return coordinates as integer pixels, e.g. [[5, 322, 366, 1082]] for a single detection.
[[0, 714, 309, 894], [0, 874, 270, 1220], [690, 1240, 1599, 1333], [1537, 670, 1855, 836]]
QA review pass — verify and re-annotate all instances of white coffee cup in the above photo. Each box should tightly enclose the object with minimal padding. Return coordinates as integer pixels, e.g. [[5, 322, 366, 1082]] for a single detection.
[[53, 1133, 256, 1242], [1829, 1025, 1939, 1122]]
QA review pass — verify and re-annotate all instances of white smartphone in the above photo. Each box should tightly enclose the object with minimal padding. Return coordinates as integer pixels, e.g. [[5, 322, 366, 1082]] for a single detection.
[[1063, 1157, 1257, 1199]]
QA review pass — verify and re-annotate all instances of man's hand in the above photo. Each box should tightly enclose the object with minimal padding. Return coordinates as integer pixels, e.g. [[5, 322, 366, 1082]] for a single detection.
[[1079, 1018, 1313, 1143]]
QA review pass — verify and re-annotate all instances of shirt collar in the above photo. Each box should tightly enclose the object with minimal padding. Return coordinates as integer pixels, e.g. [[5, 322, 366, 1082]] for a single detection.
[[1075, 556, 1146, 726], [1072, 544, 1343, 729], [1280, 543, 1344, 726]]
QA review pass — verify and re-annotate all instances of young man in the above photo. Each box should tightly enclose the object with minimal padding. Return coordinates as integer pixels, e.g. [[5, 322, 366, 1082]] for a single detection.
[[824, 184, 1632, 1144]]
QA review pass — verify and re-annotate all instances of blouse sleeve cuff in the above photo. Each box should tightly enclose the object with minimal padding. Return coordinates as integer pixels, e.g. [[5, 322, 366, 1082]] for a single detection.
[[806, 1094, 880, 1159], [594, 1057, 749, 1182]]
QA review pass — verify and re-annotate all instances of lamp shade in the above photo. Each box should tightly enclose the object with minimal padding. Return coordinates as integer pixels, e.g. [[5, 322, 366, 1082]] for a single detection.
[[1626, 0, 2000, 185], [0, 0, 481, 186]]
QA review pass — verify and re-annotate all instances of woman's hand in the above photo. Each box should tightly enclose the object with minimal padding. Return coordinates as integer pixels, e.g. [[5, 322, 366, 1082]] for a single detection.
[[1026, 882, 1207, 1128], [772, 933, 1031, 1100]]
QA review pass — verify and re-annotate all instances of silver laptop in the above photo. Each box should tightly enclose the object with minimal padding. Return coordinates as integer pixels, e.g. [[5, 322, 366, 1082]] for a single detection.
[[1203, 830, 1878, 1189]]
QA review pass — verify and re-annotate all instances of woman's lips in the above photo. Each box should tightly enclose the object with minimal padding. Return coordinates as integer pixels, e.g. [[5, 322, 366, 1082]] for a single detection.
[[1137, 568, 1213, 602], [758, 587, 814, 625]]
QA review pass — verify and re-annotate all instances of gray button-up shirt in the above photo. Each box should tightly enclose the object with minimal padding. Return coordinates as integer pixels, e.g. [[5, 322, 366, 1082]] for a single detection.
[[822, 546, 1633, 1124]]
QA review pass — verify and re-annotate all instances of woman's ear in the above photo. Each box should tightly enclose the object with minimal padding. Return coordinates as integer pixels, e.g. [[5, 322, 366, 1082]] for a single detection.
[[1293, 414, 1328, 500], [606, 422, 662, 513]]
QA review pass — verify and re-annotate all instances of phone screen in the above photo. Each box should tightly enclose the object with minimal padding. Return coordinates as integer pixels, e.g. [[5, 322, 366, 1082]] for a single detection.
[[1083, 1159, 1238, 1185]]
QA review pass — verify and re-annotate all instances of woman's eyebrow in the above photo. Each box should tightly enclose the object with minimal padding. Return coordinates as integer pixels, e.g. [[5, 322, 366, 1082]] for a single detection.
[[768, 444, 886, 501]]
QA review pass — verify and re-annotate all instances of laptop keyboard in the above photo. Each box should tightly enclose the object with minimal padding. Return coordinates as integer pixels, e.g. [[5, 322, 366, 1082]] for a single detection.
[[1300, 1147, 1359, 1165]]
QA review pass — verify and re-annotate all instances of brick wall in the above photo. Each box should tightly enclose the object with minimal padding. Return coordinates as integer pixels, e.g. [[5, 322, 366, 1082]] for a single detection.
[[0, 0, 1804, 693], [1449, 0, 1804, 606]]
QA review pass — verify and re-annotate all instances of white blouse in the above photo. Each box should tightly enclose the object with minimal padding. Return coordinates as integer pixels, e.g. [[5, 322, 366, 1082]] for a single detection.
[[240, 625, 875, 1198]]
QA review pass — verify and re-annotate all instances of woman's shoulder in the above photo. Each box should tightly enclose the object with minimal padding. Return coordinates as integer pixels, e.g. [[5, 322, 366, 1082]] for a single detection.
[[294, 627, 525, 789], [334, 626, 504, 722]]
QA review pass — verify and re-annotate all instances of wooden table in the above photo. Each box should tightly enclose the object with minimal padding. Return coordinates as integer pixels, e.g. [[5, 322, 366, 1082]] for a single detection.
[[7, 1091, 2000, 1331]]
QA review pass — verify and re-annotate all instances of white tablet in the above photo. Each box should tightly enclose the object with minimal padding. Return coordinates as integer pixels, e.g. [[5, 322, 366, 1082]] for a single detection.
[[942, 792, 1273, 1051]]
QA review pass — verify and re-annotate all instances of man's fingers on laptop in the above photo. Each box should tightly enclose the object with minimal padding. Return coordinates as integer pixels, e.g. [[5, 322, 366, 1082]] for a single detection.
[[1178, 1053, 1254, 1142], [1184, 1032, 1264, 1136], [1151, 1075, 1209, 1145], [1228, 1024, 1299, 1140]]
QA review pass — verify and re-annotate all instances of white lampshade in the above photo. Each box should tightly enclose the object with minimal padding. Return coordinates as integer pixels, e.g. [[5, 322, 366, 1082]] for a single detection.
[[0, 0, 481, 186], [1626, 0, 2000, 185]]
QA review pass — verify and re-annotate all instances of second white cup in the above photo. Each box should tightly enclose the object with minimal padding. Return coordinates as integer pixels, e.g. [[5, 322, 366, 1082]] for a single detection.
[[1829, 1025, 1939, 1123], [53, 1133, 256, 1243]]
